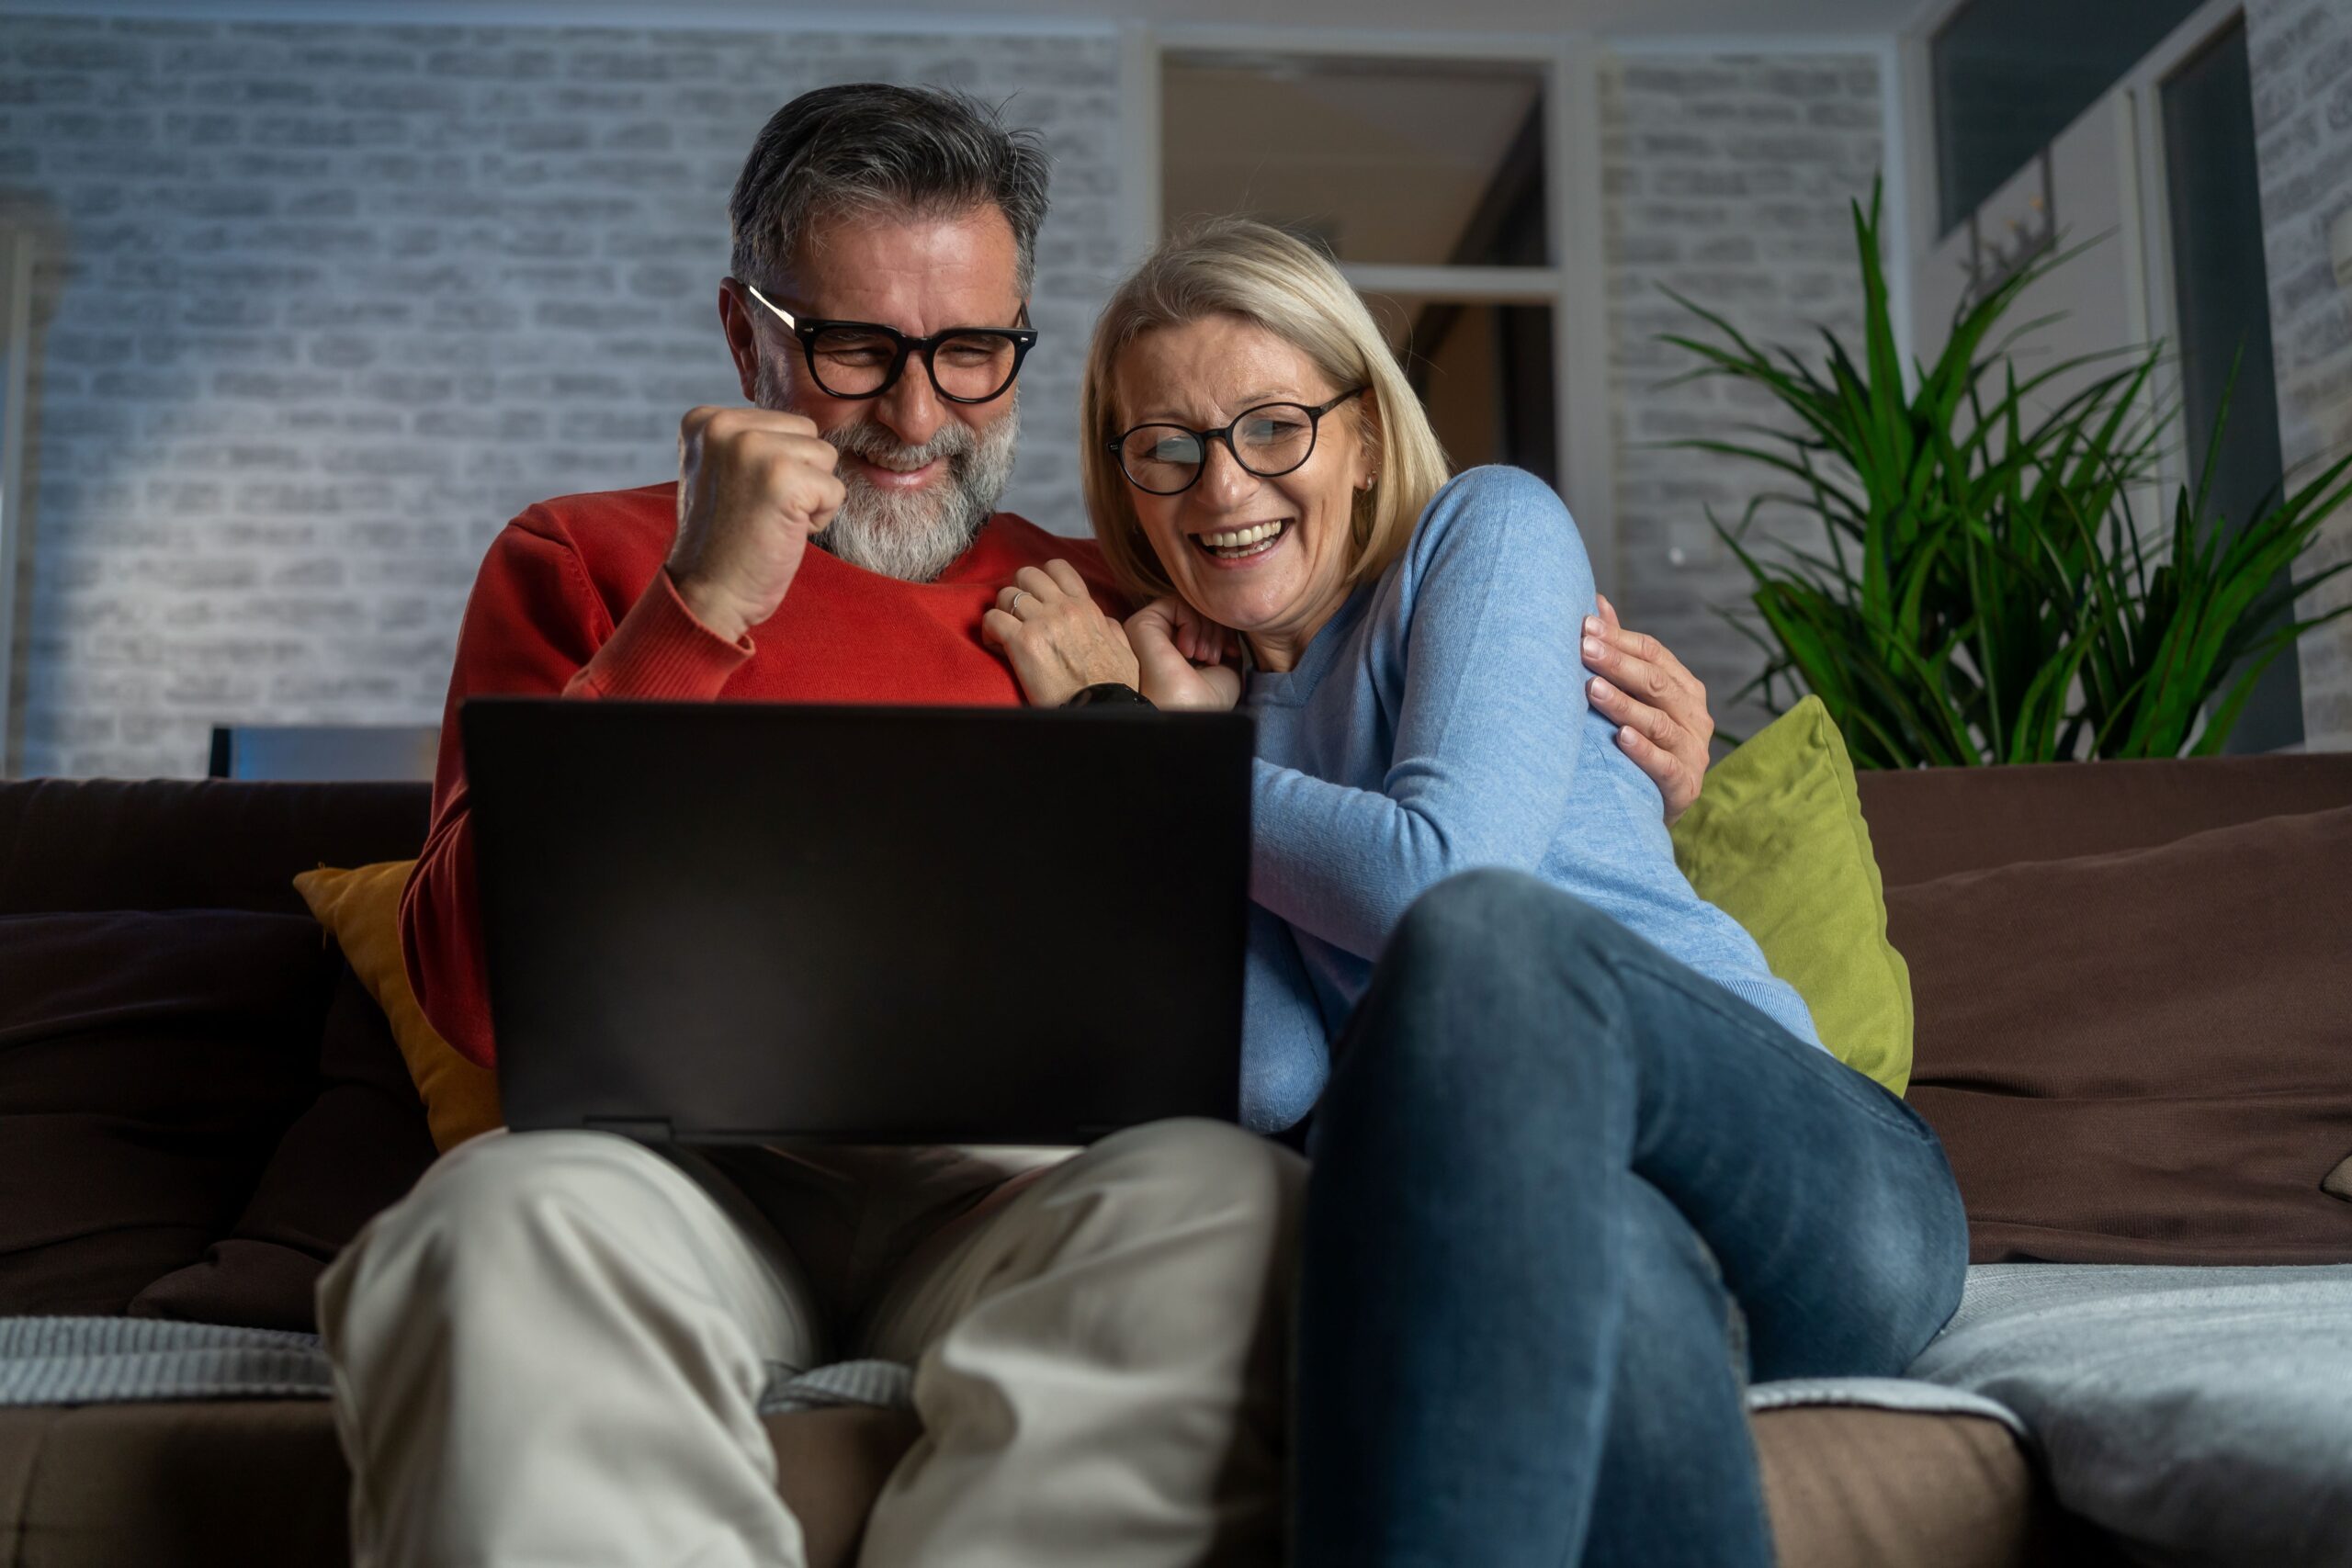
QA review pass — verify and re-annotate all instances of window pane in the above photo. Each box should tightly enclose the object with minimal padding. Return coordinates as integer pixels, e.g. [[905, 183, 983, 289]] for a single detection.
[[1932, 0, 2201, 233], [1363, 293, 1555, 485], [1161, 53, 1548, 267]]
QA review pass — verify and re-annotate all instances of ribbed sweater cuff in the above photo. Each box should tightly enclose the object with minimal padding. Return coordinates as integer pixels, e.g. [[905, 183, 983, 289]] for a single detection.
[[570, 569, 753, 700]]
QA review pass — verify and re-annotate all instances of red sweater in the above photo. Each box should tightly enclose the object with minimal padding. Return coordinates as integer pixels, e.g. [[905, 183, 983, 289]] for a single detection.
[[401, 481, 1124, 1067]]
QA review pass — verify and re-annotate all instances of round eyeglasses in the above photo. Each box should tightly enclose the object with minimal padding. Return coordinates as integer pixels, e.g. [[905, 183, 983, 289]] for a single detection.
[[1109, 388, 1368, 496], [739, 279, 1038, 404]]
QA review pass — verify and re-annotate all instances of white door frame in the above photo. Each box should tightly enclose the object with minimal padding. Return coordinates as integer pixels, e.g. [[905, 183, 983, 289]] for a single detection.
[[1898, 0, 2249, 496], [2120, 0, 2256, 501]]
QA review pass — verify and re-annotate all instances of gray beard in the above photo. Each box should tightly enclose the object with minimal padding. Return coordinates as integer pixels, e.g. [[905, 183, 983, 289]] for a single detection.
[[756, 356, 1018, 583]]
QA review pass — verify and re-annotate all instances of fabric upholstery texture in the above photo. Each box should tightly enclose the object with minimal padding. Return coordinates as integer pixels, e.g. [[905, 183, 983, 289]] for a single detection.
[[1852, 752, 2352, 888], [0, 911, 334, 1316], [0, 1393, 2086, 1568], [294, 861, 500, 1152], [1894, 805, 2352, 1265], [1670, 695, 1913, 1093], [0, 779, 429, 917], [0, 781, 439, 1332], [9, 750, 2351, 1566], [125, 962, 436, 1331], [1754, 1404, 2123, 1568], [1909, 1263, 2352, 1568]]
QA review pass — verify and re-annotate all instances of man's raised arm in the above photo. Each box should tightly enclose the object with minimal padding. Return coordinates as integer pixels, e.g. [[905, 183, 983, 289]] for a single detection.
[[399, 524, 757, 1066], [401, 407, 844, 1066]]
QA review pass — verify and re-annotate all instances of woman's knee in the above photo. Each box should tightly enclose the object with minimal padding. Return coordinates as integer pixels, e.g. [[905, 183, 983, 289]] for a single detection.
[[1389, 869, 1625, 985], [1346, 872, 1629, 1100], [1393, 867, 1555, 952], [1752, 1147, 1968, 1379]]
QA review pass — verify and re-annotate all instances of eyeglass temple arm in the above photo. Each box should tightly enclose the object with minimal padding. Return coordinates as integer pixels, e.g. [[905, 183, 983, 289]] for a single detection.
[[740, 280, 796, 328]]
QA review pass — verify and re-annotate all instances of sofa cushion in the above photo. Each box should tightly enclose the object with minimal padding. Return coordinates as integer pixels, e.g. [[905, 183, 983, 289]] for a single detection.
[[1909, 1263, 2352, 1568], [0, 911, 334, 1315], [125, 961, 438, 1332], [295, 861, 501, 1153], [1895, 806, 2352, 1265], [0, 1396, 2109, 1568], [1755, 1404, 2122, 1568], [1671, 695, 1913, 1093]]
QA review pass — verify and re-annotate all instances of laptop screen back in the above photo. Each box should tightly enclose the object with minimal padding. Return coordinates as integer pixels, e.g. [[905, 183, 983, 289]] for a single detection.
[[463, 699, 1253, 1145]]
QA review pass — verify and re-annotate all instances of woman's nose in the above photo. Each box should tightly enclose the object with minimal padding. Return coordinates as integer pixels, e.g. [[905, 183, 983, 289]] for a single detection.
[[1194, 437, 1258, 508]]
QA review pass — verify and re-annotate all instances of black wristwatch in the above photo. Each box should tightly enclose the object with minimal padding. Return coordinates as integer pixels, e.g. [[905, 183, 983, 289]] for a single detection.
[[1062, 682, 1156, 708]]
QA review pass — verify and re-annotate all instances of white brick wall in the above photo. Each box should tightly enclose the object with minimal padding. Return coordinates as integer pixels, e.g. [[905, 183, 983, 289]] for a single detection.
[[0, 16, 1122, 776], [2247, 0, 2352, 750], [1600, 53, 1884, 744], [1, 16, 1903, 778]]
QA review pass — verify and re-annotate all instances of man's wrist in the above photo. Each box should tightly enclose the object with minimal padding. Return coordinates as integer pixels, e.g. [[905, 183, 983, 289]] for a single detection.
[[666, 567, 755, 646], [1062, 682, 1155, 709], [571, 568, 755, 701]]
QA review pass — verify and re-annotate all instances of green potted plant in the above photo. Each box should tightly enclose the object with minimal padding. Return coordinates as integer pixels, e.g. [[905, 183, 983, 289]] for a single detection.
[[1662, 185, 2352, 767]]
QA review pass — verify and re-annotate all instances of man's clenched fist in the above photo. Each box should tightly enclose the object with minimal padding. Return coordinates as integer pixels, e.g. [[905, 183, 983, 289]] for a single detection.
[[667, 406, 846, 643]]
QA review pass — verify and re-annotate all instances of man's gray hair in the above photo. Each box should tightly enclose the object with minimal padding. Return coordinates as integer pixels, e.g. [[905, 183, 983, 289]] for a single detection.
[[729, 84, 1050, 299]]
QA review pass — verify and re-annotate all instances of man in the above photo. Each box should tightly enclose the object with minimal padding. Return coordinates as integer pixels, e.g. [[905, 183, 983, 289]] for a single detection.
[[320, 84, 1723, 1568]]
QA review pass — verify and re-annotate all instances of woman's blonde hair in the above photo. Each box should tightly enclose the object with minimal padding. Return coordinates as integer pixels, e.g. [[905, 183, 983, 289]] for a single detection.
[[1080, 217, 1452, 604]]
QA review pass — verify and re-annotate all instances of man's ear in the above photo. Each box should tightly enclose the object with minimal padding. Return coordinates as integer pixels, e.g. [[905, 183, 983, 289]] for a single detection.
[[717, 278, 761, 403]]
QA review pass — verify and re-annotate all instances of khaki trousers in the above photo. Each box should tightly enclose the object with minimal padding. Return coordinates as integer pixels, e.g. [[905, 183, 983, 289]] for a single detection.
[[316, 1120, 1304, 1568]]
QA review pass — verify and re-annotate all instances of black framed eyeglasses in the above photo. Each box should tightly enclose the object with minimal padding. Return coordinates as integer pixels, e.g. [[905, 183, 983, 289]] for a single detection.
[[1108, 388, 1368, 496], [740, 279, 1038, 404]]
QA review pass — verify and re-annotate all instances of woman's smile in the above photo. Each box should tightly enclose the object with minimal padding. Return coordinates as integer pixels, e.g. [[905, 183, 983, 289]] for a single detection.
[[1191, 518, 1294, 565]]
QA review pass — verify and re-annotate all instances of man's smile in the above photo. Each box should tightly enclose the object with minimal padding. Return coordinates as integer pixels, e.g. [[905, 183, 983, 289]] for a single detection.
[[848, 453, 944, 491]]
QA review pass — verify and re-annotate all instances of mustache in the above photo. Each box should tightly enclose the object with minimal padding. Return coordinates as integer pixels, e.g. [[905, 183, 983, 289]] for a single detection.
[[824, 417, 981, 473]]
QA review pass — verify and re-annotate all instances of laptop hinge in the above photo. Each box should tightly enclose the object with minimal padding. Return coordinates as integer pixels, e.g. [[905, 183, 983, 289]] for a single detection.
[[584, 1117, 675, 1144]]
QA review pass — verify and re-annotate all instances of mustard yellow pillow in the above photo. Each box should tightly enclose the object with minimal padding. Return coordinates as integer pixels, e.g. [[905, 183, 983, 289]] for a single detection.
[[1668, 695, 1913, 1094], [293, 861, 503, 1152]]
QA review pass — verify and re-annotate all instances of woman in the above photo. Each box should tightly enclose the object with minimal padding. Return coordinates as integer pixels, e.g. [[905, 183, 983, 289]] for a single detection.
[[988, 219, 1967, 1567]]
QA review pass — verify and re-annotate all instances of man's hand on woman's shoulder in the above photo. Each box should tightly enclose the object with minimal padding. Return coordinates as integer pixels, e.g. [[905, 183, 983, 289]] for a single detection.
[[1580, 594, 1714, 825]]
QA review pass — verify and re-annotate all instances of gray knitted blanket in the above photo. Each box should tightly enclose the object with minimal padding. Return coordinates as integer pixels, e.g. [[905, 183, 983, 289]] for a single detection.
[[0, 1316, 913, 1415], [0, 1314, 2015, 1432]]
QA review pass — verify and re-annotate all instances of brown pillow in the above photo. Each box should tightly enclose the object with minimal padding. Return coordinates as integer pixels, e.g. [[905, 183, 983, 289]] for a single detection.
[[126, 959, 437, 1331], [0, 911, 333, 1314], [1894, 804, 2352, 1265]]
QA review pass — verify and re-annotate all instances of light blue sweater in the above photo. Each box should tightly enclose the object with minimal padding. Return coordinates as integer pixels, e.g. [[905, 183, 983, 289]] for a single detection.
[[1238, 466, 1820, 1132]]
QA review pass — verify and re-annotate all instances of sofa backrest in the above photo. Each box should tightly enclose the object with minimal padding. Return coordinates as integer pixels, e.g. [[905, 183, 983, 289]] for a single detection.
[[1854, 753, 2352, 886], [1860, 753, 2352, 1267], [0, 779, 432, 917]]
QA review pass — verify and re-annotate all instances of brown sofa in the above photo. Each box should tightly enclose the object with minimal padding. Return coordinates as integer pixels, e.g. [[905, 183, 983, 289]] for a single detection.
[[5, 754, 2348, 1567]]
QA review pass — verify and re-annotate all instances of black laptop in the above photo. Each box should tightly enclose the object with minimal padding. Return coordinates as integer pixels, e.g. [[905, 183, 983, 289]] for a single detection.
[[461, 698, 1253, 1145]]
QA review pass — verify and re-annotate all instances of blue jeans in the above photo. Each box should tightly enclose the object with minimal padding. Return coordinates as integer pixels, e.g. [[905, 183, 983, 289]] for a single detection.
[[1295, 870, 1969, 1567]]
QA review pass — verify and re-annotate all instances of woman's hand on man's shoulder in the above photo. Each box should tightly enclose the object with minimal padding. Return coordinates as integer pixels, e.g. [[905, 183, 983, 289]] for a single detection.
[[982, 559, 1142, 707]]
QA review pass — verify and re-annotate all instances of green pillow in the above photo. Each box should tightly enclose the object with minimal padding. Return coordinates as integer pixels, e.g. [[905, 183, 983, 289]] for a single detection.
[[1668, 695, 1912, 1094]]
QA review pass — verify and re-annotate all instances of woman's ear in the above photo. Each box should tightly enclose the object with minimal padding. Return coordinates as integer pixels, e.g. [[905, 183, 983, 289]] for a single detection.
[[1356, 390, 1385, 489]]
